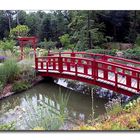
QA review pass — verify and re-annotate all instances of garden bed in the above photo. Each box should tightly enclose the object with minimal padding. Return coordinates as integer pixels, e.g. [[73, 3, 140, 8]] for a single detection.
[[0, 75, 43, 100]]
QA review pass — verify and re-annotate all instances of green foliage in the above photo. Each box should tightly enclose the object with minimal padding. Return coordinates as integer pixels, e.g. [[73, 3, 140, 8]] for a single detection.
[[0, 122, 16, 130], [105, 98, 123, 116], [0, 39, 16, 52], [135, 34, 140, 47], [90, 28, 108, 45], [59, 34, 75, 51], [124, 97, 140, 112], [75, 97, 140, 130], [23, 90, 70, 130], [86, 49, 117, 56], [38, 39, 56, 50], [0, 59, 19, 84], [10, 25, 30, 38], [12, 81, 31, 93], [59, 34, 70, 47], [0, 81, 4, 94], [18, 62, 36, 84], [123, 47, 140, 60]]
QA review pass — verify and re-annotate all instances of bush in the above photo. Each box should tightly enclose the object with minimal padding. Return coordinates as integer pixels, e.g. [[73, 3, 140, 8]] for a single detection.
[[86, 49, 117, 56], [0, 39, 16, 53], [38, 39, 56, 50], [3, 59, 20, 83], [12, 81, 31, 93], [18, 63, 36, 84], [123, 47, 140, 60]]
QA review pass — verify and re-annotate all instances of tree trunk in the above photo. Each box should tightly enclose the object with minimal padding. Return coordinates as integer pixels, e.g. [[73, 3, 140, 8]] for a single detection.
[[16, 11, 20, 25], [87, 11, 92, 49], [8, 15, 11, 30], [133, 10, 137, 41]]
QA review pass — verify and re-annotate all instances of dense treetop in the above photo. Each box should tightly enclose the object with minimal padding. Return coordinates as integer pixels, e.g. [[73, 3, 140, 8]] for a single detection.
[[0, 10, 140, 50]]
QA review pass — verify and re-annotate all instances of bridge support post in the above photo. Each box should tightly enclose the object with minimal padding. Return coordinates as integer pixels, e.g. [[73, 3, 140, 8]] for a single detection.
[[92, 59, 97, 81], [59, 52, 63, 74], [115, 72, 118, 91]]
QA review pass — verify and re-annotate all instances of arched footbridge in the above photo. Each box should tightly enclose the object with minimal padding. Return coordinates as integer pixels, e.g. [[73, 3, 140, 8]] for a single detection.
[[34, 52, 140, 96]]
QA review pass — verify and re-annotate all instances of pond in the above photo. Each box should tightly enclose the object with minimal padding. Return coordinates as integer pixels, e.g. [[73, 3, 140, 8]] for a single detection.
[[0, 78, 130, 130]]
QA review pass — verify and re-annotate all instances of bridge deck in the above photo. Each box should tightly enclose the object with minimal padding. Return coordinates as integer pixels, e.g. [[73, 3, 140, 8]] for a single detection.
[[34, 65, 138, 94]]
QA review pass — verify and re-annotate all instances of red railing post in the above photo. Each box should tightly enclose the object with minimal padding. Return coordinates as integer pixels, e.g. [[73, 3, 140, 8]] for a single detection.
[[104, 64, 108, 80], [75, 63, 77, 77], [115, 71, 118, 91], [41, 59, 43, 70], [59, 52, 63, 73], [92, 59, 97, 81], [126, 76, 131, 88], [71, 52, 75, 67], [46, 60, 49, 73]]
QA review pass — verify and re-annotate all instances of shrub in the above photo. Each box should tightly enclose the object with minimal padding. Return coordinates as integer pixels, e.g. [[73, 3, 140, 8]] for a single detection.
[[3, 59, 20, 83], [38, 39, 56, 50], [0, 39, 16, 53], [86, 49, 117, 56], [123, 47, 140, 60], [105, 98, 123, 116], [12, 81, 31, 93], [10, 25, 29, 39], [18, 63, 36, 84]]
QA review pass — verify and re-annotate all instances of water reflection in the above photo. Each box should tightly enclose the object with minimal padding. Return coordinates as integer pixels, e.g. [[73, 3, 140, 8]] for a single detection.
[[0, 81, 107, 129]]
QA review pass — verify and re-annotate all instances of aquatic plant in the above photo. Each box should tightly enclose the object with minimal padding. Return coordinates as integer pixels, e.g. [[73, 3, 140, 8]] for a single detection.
[[0, 122, 16, 130], [22, 90, 70, 130], [74, 97, 140, 130], [12, 81, 31, 93]]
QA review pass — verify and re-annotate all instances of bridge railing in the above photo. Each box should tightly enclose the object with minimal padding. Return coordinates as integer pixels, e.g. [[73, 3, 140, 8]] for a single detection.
[[36, 54, 140, 94], [49, 51, 140, 70]]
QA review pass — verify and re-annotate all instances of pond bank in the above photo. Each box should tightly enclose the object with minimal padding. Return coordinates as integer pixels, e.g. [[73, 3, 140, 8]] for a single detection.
[[0, 75, 43, 100]]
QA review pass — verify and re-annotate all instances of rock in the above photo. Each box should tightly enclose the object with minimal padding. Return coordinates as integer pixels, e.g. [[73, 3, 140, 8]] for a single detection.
[[2, 84, 13, 96], [116, 51, 123, 57]]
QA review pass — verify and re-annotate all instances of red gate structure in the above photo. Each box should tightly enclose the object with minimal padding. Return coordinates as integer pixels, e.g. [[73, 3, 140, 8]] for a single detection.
[[18, 37, 37, 60], [34, 51, 140, 96]]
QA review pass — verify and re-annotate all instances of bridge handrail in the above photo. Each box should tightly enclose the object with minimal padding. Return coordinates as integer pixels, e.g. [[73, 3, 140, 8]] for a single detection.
[[36, 56, 140, 74], [48, 51, 140, 70], [49, 51, 140, 64]]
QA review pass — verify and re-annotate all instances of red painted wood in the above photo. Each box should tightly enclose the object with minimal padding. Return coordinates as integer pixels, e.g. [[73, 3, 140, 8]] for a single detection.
[[35, 52, 140, 96], [18, 36, 37, 60]]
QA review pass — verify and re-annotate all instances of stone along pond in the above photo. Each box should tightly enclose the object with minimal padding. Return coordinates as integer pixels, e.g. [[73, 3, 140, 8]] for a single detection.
[[0, 78, 130, 130]]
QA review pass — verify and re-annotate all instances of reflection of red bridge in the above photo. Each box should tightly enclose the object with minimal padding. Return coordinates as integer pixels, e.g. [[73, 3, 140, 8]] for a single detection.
[[34, 52, 140, 96]]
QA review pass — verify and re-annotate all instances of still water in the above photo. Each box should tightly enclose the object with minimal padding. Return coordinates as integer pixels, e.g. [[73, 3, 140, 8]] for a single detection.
[[0, 79, 110, 130]]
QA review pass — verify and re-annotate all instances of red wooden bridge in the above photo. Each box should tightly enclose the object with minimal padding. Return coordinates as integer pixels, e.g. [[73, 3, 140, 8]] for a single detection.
[[34, 51, 140, 96]]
